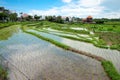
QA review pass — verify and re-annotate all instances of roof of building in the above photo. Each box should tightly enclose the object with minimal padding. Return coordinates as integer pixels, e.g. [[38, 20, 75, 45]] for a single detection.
[[87, 16, 93, 18], [22, 13, 29, 18]]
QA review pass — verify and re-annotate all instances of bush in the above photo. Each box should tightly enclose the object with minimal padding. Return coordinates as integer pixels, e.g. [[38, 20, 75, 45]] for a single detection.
[[96, 20, 104, 24]]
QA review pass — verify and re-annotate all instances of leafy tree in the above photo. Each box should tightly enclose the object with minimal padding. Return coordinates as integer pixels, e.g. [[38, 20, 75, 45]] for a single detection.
[[56, 16, 63, 23], [26, 15, 33, 21], [0, 7, 18, 22], [0, 12, 8, 22], [96, 20, 104, 24], [9, 13, 18, 21], [52, 15, 56, 22], [45, 16, 54, 21], [66, 17, 69, 22], [0, 7, 4, 11], [34, 15, 40, 21]]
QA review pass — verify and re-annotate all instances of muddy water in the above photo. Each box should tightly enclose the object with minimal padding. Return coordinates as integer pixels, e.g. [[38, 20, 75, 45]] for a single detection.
[[29, 30, 120, 73], [0, 26, 109, 80]]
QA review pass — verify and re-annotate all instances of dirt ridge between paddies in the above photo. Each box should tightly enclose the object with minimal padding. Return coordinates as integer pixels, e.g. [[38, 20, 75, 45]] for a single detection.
[[22, 26, 120, 80]]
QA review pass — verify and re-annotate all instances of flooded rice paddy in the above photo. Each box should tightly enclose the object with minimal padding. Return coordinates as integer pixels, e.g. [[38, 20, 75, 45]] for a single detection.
[[0, 25, 109, 80], [28, 29, 120, 73]]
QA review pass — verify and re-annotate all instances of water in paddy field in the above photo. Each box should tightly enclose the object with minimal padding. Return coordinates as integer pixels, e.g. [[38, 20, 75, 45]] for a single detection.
[[0, 25, 109, 80], [28, 30, 120, 73]]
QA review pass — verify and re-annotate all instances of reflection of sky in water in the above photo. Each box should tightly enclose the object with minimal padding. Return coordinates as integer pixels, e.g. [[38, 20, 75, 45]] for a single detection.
[[0, 30, 109, 80], [28, 30, 120, 72], [28, 30, 62, 42]]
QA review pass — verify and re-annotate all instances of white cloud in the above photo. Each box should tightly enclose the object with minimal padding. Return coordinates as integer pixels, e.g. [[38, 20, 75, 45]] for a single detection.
[[62, 0, 72, 3], [29, 8, 58, 16], [28, 0, 120, 18], [79, 0, 104, 7]]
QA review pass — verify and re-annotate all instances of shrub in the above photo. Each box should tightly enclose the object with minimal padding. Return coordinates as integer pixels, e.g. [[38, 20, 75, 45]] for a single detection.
[[96, 20, 104, 24]]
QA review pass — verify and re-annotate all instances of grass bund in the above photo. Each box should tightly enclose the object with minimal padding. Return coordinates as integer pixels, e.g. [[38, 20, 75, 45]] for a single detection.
[[22, 26, 120, 79], [102, 61, 120, 80]]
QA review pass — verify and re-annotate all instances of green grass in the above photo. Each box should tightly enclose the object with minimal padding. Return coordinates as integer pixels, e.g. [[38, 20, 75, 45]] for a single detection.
[[95, 32, 120, 51], [0, 66, 8, 80], [102, 60, 120, 80], [0, 22, 19, 29], [73, 22, 120, 33], [0, 25, 19, 40]]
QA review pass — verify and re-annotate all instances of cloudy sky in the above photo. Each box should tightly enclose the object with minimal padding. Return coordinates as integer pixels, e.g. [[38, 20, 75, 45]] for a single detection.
[[0, 0, 120, 18]]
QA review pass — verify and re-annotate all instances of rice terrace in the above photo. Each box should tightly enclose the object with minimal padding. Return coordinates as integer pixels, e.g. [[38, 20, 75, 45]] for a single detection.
[[0, 0, 120, 80]]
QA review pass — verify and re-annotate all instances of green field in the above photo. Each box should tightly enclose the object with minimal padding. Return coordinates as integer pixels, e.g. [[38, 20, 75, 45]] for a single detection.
[[23, 21, 120, 50]]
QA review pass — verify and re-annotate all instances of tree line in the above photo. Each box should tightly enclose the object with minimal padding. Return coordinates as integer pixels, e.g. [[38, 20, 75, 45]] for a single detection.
[[0, 7, 17, 22], [0, 6, 120, 23]]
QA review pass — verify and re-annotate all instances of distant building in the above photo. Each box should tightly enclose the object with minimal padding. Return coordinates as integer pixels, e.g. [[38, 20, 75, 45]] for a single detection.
[[21, 13, 29, 18], [82, 16, 93, 23], [86, 16, 93, 22]]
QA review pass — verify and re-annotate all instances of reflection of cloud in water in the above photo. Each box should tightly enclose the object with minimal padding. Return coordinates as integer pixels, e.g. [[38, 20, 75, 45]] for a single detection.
[[2, 42, 109, 80]]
